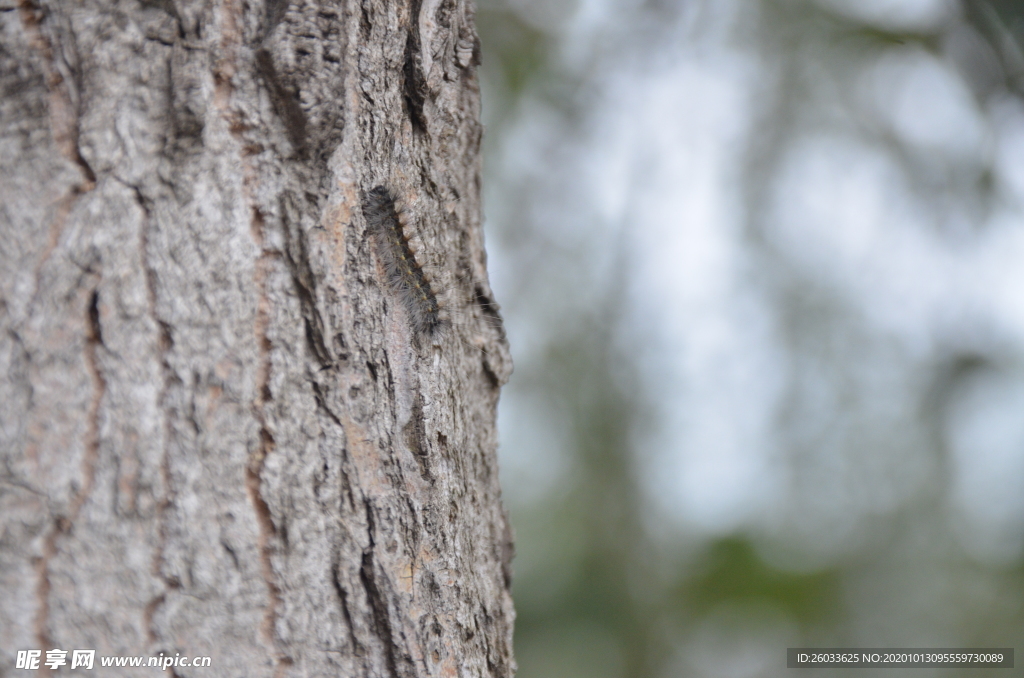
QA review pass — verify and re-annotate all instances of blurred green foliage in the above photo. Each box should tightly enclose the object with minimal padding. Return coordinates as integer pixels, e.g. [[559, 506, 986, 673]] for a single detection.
[[679, 539, 841, 626]]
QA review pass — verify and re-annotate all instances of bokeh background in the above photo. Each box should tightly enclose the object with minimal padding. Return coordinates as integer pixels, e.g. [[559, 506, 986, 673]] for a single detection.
[[474, 0, 1024, 676]]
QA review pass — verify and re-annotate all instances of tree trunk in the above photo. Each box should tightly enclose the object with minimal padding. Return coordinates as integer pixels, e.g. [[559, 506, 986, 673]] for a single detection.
[[0, 0, 515, 675]]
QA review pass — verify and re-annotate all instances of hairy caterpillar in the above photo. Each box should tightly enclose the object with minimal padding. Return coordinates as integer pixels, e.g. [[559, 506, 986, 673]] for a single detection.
[[362, 185, 448, 338], [361, 185, 507, 357]]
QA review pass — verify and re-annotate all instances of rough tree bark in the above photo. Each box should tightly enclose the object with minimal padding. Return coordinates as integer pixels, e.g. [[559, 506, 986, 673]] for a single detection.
[[0, 0, 515, 675]]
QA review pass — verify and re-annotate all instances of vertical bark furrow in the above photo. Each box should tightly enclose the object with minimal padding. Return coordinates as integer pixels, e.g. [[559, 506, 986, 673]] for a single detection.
[[14, 3, 95, 315], [79, 286, 105, 520], [138, 179, 178, 648], [360, 548, 406, 678], [33, 528, 56, 652], [16, 0, 96, 186], [250, 244, 286, 668]]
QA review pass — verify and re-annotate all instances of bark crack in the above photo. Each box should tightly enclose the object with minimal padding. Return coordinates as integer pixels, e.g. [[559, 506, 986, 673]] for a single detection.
[[35, 284, 106, 650], [77, 286, 105, 527], [360, 501, 416, 678], [249, 212, 287, 672], [402, 0, 427, 135], [33, 530, 56, 651], [360, 549, 403, 678], [17, 1, 97, 308], [331, 556, 361, 655]]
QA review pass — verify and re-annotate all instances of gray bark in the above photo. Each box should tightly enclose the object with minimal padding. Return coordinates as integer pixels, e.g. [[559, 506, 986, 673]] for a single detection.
[[0, 0, 515, 676]]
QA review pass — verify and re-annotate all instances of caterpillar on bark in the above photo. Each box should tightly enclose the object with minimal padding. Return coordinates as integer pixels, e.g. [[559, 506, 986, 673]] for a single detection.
[[361, 182, 511, 377], [361, 185, 512, 385], [361, 185, 449, 338]]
